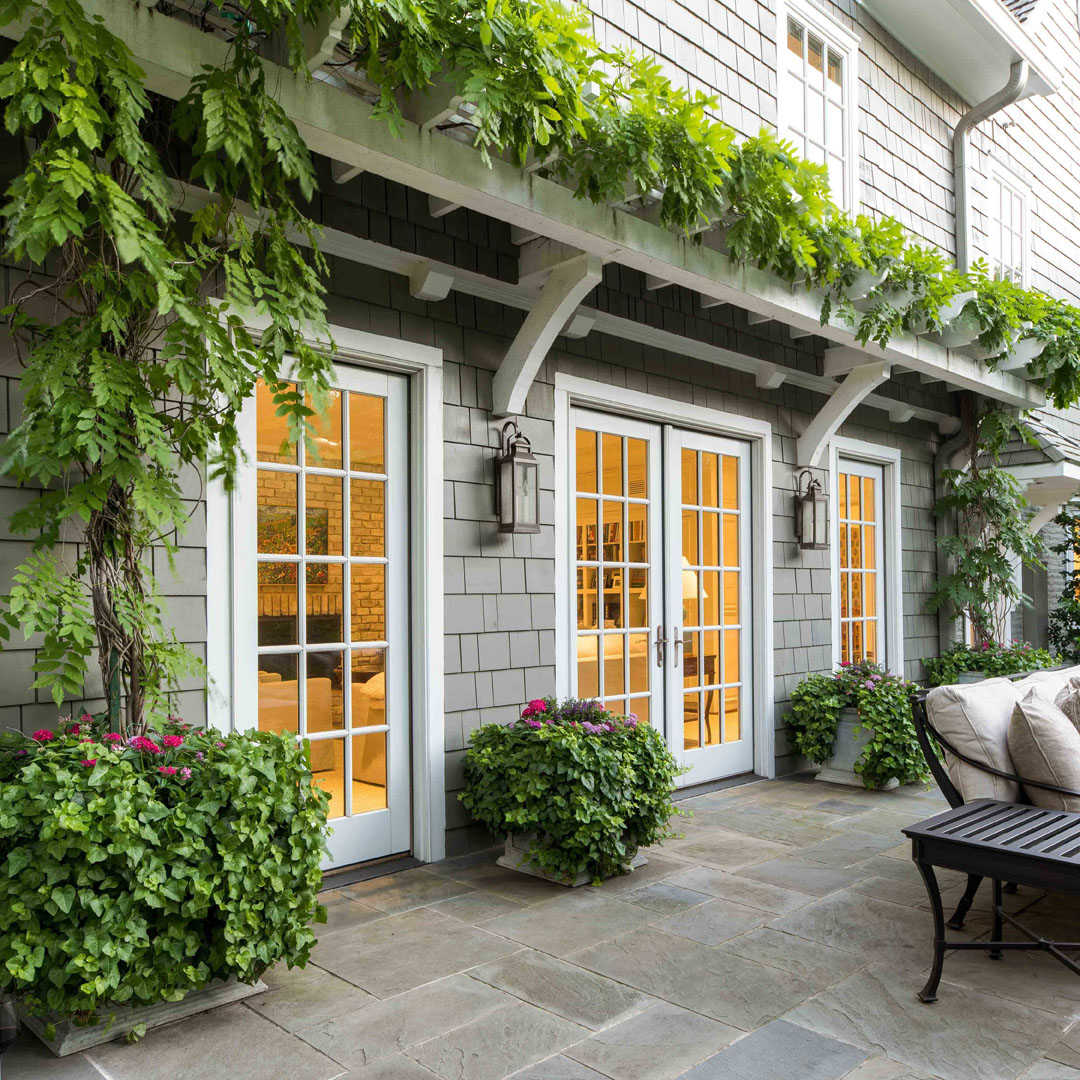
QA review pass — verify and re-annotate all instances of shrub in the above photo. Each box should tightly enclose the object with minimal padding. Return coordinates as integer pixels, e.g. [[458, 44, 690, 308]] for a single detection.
[[0, 715, 329, 1026], [922, 641, 1059, 686], [785, 661, 925, 790], [461, 698, 683, 883]]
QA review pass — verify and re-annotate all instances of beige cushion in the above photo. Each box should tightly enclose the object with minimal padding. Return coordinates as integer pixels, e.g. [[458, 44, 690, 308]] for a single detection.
[[1054, 676, 1080, 736], [1015, 663, 1080, 699], [1008, 685, 1080, 812], [925, 677, 1022, 803]]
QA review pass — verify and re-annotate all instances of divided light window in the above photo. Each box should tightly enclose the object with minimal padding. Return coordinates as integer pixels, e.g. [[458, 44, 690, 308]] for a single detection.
[[779, 4, 857, 210], [987, 167, 1029, 286]]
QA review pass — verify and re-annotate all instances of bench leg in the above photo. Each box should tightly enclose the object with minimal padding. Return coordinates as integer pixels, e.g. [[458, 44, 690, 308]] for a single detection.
[[916, 860, 946, 1004], [948, 874, 982, 930], [990, 880, 1004, 961]]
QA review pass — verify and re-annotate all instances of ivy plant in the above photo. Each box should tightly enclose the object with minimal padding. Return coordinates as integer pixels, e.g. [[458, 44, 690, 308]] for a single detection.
[[1046, 507, 1080, 662], [923, 640, 1060, 686], [0, 716, 329, 1026], [785, 661, 926, 790], [0, 0, 335, 733], [461, 698, 684, 883]]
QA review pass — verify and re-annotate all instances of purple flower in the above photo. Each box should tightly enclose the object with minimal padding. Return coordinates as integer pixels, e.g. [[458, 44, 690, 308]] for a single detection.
[[864, 680, 874, 690], [195, 751, 205, 761]]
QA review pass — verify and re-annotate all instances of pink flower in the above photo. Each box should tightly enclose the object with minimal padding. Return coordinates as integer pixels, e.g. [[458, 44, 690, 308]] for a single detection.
[[80, 737, 93, 743], [157, 766, 178, 775], [80, 759, 97, 767], [69, 724, 80, 734], [195, 751, 205, 761], [32, 730, 54, 742], [215, 741, 225, 749], [128, 736, 161, 754], [839, 661, 850, 668], [80, 713, 93, 722], [102, 733, 123, 743], [161, 735, 184, 749], [527, 699, 547, 712], [180, 767, 192, 780]]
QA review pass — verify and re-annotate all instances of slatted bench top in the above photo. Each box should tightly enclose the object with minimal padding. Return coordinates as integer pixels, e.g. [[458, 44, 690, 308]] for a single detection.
[[903, 799, 1080, 879]]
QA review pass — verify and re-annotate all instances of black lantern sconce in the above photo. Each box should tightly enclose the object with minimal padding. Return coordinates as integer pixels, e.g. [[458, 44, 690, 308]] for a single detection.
[[794, 468, 828, 550], [495, 420, 541, 534]]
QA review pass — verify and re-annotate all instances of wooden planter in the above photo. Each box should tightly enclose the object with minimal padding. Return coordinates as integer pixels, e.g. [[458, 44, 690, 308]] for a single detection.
[[20, 977, 266, 1057], [496, 831, 647, 887], [815, 707, 899, 790]]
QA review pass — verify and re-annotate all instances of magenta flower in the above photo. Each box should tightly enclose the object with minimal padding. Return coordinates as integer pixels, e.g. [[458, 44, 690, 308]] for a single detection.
[[157, 766, 178, 776], [15, 749, 27, 757], [161, 734, 184, 749], [838, 660, 850, 668], [128, 736, 161, 754], [180, 767, 193, 780], [215, 741, 225, 749], [80, 759, 97, 767], [102, 733, 123, 743], [31, 730, 54, 742], [69, 723, 80, 734], [80, 713, 93, 722]]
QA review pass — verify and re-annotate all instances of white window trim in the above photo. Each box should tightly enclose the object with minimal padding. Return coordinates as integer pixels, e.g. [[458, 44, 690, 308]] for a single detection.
[[775, 0, 861, 212], [553, 374, 775, 780], [829, 437, 904, 676], [984, 157, 1032, 289], [206, 318, 446, 863]]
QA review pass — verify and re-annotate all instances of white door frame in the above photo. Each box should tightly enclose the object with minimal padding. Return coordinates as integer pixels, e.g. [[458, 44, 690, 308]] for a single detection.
[[829, 436, 903, 677], [206, 319, 445, 863], [554, 374, 775, 780]]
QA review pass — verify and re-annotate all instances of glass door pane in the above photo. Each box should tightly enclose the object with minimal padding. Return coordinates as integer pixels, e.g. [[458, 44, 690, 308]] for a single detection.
[[837, 460, 885, 665]]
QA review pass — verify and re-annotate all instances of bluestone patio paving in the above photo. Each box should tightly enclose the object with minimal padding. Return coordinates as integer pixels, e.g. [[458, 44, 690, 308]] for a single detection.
[[6, 776, 1080, 1080]]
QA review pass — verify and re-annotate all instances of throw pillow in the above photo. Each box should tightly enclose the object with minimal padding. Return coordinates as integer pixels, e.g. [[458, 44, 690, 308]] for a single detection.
[[1008, 685, 1080, 812], [1053, 675, 1080, 736]]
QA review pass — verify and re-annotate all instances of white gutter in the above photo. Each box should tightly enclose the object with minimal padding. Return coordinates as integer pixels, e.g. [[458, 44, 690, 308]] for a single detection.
[[953, 59, 1029, 273]]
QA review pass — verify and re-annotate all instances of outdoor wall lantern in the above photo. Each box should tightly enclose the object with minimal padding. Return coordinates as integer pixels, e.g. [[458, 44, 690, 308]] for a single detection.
[[495, 420, 541, 534], [794, 468, 828, 550]]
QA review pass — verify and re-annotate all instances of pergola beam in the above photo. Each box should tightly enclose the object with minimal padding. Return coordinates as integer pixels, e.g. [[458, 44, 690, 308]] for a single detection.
[[492, 254, 604, 416], [797, 362, 892, 467], [34, 0, 1044, 410]]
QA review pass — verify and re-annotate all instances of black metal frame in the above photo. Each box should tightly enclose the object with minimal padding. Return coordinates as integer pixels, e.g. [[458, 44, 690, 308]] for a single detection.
[[909, 685, 1080, 1002]]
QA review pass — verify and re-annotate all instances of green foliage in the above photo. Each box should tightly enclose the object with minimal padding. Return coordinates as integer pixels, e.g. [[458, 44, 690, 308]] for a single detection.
[[0, 717, 329, 1022], [922, 641, 1060, 687], [929, 405, 1044, 644], [785, 661, 926, 790], [1046, 508, 1080, 662], [0, 0, 334, 730], [460, 698, 683, 883]]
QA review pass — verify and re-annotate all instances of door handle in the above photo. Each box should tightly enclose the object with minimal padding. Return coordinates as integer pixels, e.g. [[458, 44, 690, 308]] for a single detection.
[[672, 628, 682, 668], [655, 625, 668, 668]]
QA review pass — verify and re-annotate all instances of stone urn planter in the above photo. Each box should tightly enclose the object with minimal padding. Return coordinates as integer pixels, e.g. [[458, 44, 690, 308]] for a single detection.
[[815, 707, 899, 790], [20, 978, 266, 1057], [497, 831, 647, 887]]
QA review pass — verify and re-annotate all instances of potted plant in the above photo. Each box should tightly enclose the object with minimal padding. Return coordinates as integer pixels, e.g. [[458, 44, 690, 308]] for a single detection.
[[0, 714, 329, 1055], [923, 640, 1060, 686], [785, 661, 926, 790], [461, 698, 683, 886]]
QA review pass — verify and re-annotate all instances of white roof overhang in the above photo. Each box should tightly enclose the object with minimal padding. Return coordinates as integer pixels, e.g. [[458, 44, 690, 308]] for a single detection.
[[2, 0, 1048, 415], [1004, 461, 1080, 532], [858, 0, 1062, 104]]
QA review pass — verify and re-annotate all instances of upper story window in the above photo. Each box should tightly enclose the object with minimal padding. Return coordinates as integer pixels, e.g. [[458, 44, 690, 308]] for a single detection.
[[777, 0, 860, 210], [986, 162, 1030, 286]]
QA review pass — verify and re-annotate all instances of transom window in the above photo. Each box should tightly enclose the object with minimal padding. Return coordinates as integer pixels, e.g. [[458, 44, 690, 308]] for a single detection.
[[778, 0, 859, 209]]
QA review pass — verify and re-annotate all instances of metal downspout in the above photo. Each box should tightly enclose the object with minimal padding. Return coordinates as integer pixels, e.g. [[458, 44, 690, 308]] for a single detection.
[[953, 59, 1029, 272]]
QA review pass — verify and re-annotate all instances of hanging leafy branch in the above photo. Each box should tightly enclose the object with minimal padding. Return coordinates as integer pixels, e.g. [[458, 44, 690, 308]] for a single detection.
[[928, 400, 1044, 645], [0, 0, 336, 733], [1047, 506, 1080, 661]]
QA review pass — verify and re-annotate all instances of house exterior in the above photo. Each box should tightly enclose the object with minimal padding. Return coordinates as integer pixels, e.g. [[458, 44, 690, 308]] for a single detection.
[[2, 0, 1080, 870]]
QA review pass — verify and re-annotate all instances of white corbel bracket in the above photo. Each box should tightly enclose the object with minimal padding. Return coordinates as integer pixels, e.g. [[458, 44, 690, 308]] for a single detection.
[[797, 361, 892, 468], [493, 255, 605, 416], [331, 160, 363, 185], [302, 8, 349, 69], [409, 260, 454, 302]]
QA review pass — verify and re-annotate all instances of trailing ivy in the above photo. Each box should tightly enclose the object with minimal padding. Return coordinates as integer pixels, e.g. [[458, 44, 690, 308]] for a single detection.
[[923, 641, 1059, 687], [1045, 506, 1080, 662], [461, 698, 683, 883], [0, 716, 329, 1025], [785, 661, 926, 790]]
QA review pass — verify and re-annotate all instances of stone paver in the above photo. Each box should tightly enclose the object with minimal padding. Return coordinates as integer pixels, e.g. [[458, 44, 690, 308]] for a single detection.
[[679, 1018, 869, 1079], [564, 1001, 739, 1080], [11, 778, 1080, 1080]]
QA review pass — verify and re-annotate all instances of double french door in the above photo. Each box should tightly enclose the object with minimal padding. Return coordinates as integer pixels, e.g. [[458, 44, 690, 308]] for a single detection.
[[571, 409, 754, 785], [248, 365, 411, 869]]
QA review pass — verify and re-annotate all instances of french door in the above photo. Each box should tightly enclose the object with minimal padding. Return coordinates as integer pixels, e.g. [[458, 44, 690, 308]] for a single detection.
[[836, 458, 885, 665], [249, 365, 410, 868], [570, 409, 754, 786]]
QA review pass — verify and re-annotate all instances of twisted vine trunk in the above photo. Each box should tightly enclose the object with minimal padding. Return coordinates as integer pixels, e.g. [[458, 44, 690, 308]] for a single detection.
[[87, 480, 147, 737]]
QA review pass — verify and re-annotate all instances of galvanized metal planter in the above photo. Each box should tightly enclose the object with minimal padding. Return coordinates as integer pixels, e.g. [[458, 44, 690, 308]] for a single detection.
[[815, 706, 899, 790], [19, 977, 266, 1057], [496, 831, 647, 887]]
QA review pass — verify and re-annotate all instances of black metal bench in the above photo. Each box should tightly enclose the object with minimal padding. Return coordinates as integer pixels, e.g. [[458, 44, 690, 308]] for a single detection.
[[906, 688, 1080, 1002]]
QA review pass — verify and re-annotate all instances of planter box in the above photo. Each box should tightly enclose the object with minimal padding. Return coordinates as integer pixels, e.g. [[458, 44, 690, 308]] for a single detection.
[[497, 832, 647, 887], [20, 977, 267, 1057], [815, 707, 899, 790]]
